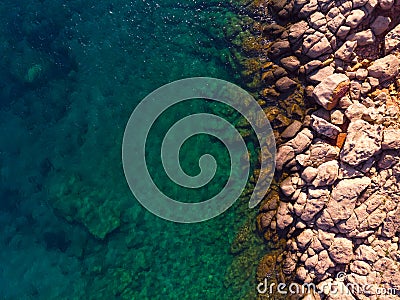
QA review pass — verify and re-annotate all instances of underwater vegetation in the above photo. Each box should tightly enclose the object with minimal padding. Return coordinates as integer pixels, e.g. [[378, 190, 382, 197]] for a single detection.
[[0, 0, 272, 299]]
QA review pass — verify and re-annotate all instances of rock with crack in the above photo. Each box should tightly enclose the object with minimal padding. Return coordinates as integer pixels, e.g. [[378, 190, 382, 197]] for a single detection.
[[276, 128, 314, 171], [312, 160, 339, 187], [313, 73, 350, 110], [277, 201, 294, 230], [315, 250, 335, 275], [296, 228, 314, 249], [280, 174, 305, 197], [318, 177, 371, 227], [303, 31, 332, 58], [311, 114, 342, 139], [289, 20, 309, 44], [301, 187, 330, 222], [329, 236, 354, 264], [340, 120, 382, 166], [296, 140, 340, 167], [335, 40, 357, 62], [367, 54, 400, 83]]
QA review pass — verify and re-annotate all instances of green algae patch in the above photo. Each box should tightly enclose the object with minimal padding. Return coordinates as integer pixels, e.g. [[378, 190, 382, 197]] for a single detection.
[[25, 64, 43, 83]]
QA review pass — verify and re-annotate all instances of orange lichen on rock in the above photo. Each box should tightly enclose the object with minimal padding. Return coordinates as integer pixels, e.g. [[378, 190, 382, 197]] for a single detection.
[[336, 133, 347, 149]]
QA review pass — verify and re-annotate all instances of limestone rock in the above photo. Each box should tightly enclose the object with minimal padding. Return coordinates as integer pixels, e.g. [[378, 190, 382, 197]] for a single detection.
[[326, 177, 371, 223], [301, 187, 330, 221], [345, 9, 366, 28], [309, 12, 327, 30], [280, 175, 305, 197], [276, 145, 295, 171], [297, 229, 314, 249], [258, 211, 276, 231], [304, 34, 332, 58], [327, 12, 346, 33], [335, 40, 357, 62], [367, 209, 386, 229], [351, 29, 376, 46], [382, 129, 400, 150], [280, 176, 297, 197], [371, 16, 391, 35], [301, 166, 318, 183], [269, 40, 291, 58], [308, 66, 335, 84], [338, 96, 353, 109], [329, 237, 353, 264], [368, 54, 400, 83], [315, 250, 335, 275], [312, 160, 339, 187], [289, 20, 309, 43], [355, 245, 378, 262], [382, 205, 400, 238], [330, 109, 345, 125], [385, 24, 400, 54], [281, 120, 302, 139], [277, 202, 294, 230], [345, 102, 367, 121], [299, 0, 318, 18], [350, 81, 361, 101], [340, 120, 382, 166], [311, 114, 342, 139], [318, 230, 335, 248], [287, 128, 314, 154], [297, 140, 340, 167], [337, 25, 351, 39], [355, 68, 368, 80], [313, 74, 350, 110]]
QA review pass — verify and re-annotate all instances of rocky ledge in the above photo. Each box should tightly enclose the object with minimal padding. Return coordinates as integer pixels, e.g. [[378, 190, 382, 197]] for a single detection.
[[256, 0, 400, 299]]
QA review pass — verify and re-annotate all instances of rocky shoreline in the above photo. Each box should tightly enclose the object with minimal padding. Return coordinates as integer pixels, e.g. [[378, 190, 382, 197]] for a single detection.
[[245, 0, 400, 299]]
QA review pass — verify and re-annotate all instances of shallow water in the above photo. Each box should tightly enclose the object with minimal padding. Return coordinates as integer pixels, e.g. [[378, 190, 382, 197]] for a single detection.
[[0, 0, 259, 299]]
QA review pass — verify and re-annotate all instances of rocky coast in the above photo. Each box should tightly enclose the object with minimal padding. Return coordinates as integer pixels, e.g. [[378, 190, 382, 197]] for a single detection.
[[238, 0, 400, 299]]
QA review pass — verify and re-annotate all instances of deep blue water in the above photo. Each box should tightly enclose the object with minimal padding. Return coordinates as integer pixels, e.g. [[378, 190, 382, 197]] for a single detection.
[[0, 0, 259, 299]]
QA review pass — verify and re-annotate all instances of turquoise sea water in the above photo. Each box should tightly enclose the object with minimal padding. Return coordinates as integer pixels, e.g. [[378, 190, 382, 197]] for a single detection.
[[0, 0, 263, 299]]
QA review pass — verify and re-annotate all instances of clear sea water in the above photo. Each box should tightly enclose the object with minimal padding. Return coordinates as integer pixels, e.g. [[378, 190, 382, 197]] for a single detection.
[[0, 0, 262, 299]]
